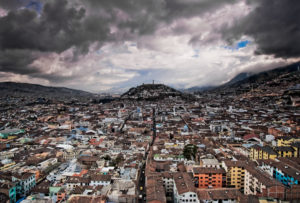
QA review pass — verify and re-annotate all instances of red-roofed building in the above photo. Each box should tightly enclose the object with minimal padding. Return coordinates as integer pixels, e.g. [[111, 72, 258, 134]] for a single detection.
[[89, 138, 103, 146]]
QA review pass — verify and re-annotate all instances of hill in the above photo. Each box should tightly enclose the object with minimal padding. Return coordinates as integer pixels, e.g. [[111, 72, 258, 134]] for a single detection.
[[121, 83, 190, 100], [193, 62, 299, 95], [184, 72, 252, 93], [0, 82, 94, 100], [223, 62, 300, 89], [225, 72, 253, 86], [184, 85, 216, 93], [203, 62, 300, 103]]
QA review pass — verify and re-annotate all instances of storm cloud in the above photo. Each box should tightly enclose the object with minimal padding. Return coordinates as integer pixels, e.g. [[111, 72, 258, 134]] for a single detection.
[[0, 0, 110, 75], [224, 0, 300, 58], [0, 0, 240, 78], [0, 0, 299, 92]]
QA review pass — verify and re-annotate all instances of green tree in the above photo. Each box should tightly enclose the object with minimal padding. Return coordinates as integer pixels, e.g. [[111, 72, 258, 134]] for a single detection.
[[103, 155, 111, 161], [183, 144, 198, 160], [110, 154, 124, 168]]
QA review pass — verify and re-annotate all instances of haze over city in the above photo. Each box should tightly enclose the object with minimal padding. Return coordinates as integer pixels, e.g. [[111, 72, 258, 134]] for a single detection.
[[0, 0, 299, 92]]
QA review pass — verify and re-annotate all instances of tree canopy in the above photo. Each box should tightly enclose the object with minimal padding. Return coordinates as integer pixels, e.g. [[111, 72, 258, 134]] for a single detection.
[[183, 144, 198, 160]]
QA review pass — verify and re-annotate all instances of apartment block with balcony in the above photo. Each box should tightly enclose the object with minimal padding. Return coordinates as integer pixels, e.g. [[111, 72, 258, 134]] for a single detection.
[[244, 166, 285, 199], [193, 167, 226, 189]]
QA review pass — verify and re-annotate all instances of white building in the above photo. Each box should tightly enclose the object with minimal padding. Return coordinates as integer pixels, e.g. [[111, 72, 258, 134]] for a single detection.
[[89, 175, 111, 186], [173, 172, 199, 203], [12, 173, 36, 196], [38, 158, 58, 170]]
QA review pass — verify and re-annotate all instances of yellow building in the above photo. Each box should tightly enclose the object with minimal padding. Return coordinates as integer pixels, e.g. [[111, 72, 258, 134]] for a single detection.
[[275, 137, 300, 158], [292, 142, 300, 157], [274, 146, 297, 158], [222, 160, 250, 192], [277, 137, 300, 147], [0, 161, 16, 171], [250, 145, 277, 160], [227, 166, 245, 190], [259, 198, 278, 203]]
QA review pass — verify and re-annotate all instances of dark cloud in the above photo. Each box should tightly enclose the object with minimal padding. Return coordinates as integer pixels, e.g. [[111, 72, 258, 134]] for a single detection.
[[0, 0, 109, 53], [0, 0, 237, 80], [0, 49, 77, 82], [0, 0, 23, 10], [0, 0, 110, 76], [223, 0, 300, 58], [84, 0, 237, 35], [0, 49, 38, 74]]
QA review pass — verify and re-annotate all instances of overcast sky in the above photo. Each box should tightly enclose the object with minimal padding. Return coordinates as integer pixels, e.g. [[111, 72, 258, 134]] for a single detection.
[[0, 0, 299, 93]]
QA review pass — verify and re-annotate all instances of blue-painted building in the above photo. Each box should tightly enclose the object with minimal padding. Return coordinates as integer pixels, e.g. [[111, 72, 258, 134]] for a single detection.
[[273, 168, 299, 187], [259, 159, 300, 188], [0, 182, 16, 203]]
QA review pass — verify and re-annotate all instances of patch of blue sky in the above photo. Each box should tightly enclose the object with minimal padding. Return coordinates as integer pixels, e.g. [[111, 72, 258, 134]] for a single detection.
[[224, 40, 250, 51], [96, 49, 102, 55], [25, 1, 43, 14], [192, 49, 200, 58], [237, 40, 250, 49]]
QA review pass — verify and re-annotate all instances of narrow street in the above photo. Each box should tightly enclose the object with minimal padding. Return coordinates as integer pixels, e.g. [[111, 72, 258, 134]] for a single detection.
[[138, 162, 146, 203], [137, 107, 156, 202]]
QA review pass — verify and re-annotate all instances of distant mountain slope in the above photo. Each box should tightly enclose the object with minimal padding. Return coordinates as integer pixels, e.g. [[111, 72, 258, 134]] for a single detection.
[[0, 82, 94, 99], [225, 62, 300, 88], [183, 85, 214, 93], [190, 62, 300, 94], [185, 72, 251, 93], [209, 62, 300, 94], [121, 83, 189, 100], [225, 72, 253, 86]]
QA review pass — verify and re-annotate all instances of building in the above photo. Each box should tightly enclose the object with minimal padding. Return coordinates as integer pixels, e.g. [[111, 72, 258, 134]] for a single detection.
[[274, 146, 297, 158], [276, 137, 300, 147], [250, 145, 277, 160], [193, 167, 226, 189], [89, 175, 111, 186], [196, 188, 245, 203], [68, 195, 107, 203], [0, 182, 16, 203], [244, 167, 285, 199], [146, 176, 167, 203], [173, 172, 199, 203], [259, 159, 300, 187], [200, 158, 220, 168], [38, 158, 58, 170], [222, 160, 249, 192], [12, 172, 36, 197], [162, 172, 174, 197], [65, 177, 90, 190]]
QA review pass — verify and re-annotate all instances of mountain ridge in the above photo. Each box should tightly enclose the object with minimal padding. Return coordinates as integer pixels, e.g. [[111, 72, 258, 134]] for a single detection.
[[0, 82, 95, 99]]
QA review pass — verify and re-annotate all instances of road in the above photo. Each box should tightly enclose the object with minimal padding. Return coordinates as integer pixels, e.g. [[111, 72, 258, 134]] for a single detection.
[[138, 162, 146, 203], [137, 107, 157, 202]]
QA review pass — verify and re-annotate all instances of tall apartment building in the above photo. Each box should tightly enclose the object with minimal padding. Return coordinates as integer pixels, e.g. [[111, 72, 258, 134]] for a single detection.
[[192, 167, 226, 189], [222, 161, 248, 192]]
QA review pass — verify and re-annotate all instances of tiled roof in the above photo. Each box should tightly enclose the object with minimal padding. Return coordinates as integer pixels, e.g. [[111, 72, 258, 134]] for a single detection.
[[173, 172, 196, 195]]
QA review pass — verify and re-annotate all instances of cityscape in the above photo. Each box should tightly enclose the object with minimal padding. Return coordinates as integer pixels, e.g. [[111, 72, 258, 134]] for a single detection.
[[0, 0, 300, 203]]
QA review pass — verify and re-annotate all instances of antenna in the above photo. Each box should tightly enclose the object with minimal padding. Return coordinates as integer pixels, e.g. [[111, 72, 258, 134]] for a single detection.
[[153, 80, 154, 85]]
